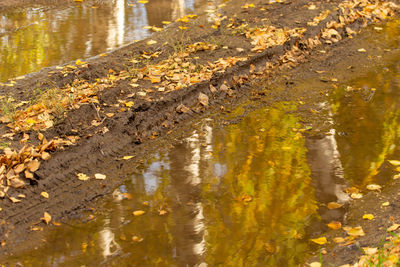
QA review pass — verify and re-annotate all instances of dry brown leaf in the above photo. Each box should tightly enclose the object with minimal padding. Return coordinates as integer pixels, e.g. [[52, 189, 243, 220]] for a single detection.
[[198, 93, 209, 106], [27, 160, 41, 172], [387, 224, 400, 232], [41, 152, 51, 160]]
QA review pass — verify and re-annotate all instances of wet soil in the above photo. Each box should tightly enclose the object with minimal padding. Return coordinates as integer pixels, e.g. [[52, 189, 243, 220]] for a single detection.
[[0, 0, 399, 265]]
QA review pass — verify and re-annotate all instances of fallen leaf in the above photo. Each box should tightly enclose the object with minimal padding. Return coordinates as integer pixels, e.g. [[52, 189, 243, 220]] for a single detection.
[[94, 173, 106, 180], [382, 201, 390, 207], [362, 247, 378, 255], [27, 160, 41, 172], [77, 173, 90, 181], [123, 156, 134, 160], [159, 210, 168, 215], [75, 59, 86, 65], [327, 202, 343, 209], [310, 237, 327, 245], [344, 226, 365, 237], [362, 214, 374, 220], [387, 224, 400, 232], [333, 237, 345, 243], [41, 152, 51, 160], [132, 236, 144, 242], [133, 210, 146, 216], [146, 40, 157, 45], [388, 160, 400, 166], [309, 262, 321, 267], [327, 221, 342, 230], [162, 21, 171, 25], [358, 48, 366, 52], [42, 212, 51, 224], [198, 93, 209, 106], [122, 193, 133, 199], [40, 192, 49, 199], [366, 184, 381, 191], [9, 196, 21, 203], [351, 193, 363, 199]]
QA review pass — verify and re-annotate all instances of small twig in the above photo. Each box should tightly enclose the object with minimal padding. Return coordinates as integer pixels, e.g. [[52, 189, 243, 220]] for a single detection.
[[90, 102, 102, 121]]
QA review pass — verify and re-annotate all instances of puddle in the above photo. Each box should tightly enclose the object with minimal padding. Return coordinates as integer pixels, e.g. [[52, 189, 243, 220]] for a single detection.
[[3, 19, 400, 267], [0, 0, 219, 82]]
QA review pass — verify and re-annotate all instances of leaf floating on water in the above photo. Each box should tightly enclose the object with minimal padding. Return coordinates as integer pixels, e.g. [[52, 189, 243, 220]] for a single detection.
[[362, 214, 374, 220], [132, 236, 144, 242], [94, 173, 106, 180], [310, 237, 327, 245], [333, 237, 345, 243], [388, 160, 400, 166], [366, 184, 381, 191], [77, 173, 90, 181], [344, 226, 365, 237], [133, 210, 146, 216], [327, 202, 343, 209], [351, 193, 363, 199], [387, 224, 400, 232], [42, 212, 51, 224], [40, 192, 49, 199], [327, 221, 342, 230]]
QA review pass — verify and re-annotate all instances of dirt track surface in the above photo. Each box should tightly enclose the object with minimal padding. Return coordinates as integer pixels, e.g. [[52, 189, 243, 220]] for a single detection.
[[0, 0, 399, 263]]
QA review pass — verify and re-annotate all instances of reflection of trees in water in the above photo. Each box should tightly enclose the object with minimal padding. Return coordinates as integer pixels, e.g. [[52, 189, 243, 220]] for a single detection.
[[331, 59, 400, 186], [203, 105, 318, 266]]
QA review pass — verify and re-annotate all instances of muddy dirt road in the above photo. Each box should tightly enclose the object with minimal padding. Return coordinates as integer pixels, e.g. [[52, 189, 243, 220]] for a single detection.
[[0, 0, 399, 265]]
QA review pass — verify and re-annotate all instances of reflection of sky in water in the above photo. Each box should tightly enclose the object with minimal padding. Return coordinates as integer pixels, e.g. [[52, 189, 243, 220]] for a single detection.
[[136, 154, 170, 194]]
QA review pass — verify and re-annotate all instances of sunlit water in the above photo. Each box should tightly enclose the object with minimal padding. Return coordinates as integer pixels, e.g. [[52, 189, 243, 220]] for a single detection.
[[0, 0, 219, 82]]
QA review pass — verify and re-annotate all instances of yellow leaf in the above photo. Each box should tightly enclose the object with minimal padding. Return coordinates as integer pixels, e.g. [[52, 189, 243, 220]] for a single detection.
[[310, 237, 327, 245], [99, 53, 107, 57], [358, 48, 366, 52], [132, 236, 144, 242], [309, 263, 321, 267], [42, 212, 51, 224], [327, 221, 342, 230], [366, 184, 381, 191], [75, 59, 86, 65], [344, 226, 365, 237], [94, 173, 106, 180], [362, 214, 374, 220], [382, 201, 390, 207], [388, 160, 400, 166], [327, 202, 343, 209], [138, 0, 148, 3], [146, 40, 157, 45], [40, 192, 49, 199], [179, 26, 188, 30], [123, 156, 134, 160], [125, 101, 134, 108], [130, 83, 140, 87], [133, 210, 146, 216], [351, 193, 363, 199], [77, 173, 90, 181], [162, 21, 171, 25]]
